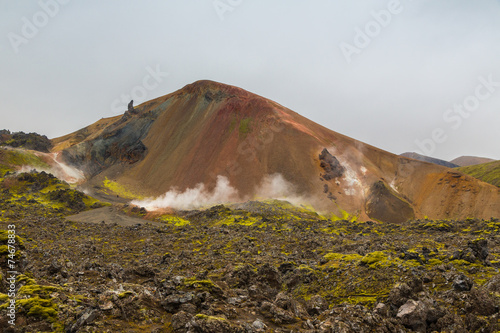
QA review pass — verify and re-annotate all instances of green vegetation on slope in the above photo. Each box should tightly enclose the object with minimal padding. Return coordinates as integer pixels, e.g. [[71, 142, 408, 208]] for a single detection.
[[457, 160, 500, 187], [102, 177, 145, 200], [238, 117, 252, 135], [0, 148, 50, 176], [0, 171, 107, 222]]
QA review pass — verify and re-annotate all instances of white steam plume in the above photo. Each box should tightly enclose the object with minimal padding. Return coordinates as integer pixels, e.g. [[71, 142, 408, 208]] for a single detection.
[[131, 175, 239, 210], [131, 173, 308, 211], [18, 152, 85, 184], [254, 173, 306, 205]]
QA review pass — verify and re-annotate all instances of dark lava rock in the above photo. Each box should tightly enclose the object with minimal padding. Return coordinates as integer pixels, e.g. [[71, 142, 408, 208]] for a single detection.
[[231, 264, 256, 287], [319, 148, 345, 180], [278, 261, 296, 275], [453, 274, 473, 292], [396, 299, 428, 333], [407, 275, 424, 294], [47, 189, 87, 212], [46, 260, 62, 275], [436, 313, 467, 333], [133, 264, 156, 278], [162, 292, 195, 313], [306, 294, 329, 316], [171, 310, 192, 332], [466, 288, 498, 316], [187, 314, 245, 333], [468, 238, 489, 261], [465, 313, 498, 333], [0, 130, 52, 152], [485, 274, 500, 292], [65, 308, 99, 333], [259, 301, 297, 325], [256, 263, 281, 290], [387, 283, 412, 309], [274, 292, 308, 318], [453, 238, 489, 264], [401, 250, 423, 264]]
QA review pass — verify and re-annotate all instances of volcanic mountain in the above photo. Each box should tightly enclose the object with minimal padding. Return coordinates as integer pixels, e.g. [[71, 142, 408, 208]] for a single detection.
[[52, 80, 500, 222]]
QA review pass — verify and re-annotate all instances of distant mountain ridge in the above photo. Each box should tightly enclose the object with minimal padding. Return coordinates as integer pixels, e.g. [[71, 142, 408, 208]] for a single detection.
[[400, 152, 458, 168], [451, 156, 496, 167]]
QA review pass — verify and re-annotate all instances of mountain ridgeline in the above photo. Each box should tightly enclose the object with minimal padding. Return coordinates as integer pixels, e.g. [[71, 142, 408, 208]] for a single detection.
[[52, 80, 500, 222], [400, 152, 459, 168]]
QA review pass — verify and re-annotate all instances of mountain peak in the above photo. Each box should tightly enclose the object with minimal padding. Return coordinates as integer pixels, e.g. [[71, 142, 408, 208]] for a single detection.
[[169, 80, 284, 121], [177, 80, 252, 100]]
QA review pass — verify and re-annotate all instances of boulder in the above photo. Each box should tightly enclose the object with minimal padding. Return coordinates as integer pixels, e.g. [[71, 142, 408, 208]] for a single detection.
[[319, 148, 345, 180], [65, 308, 99, 333], [256, 263, 281, 290], [387, 283, 412, 309], [187, 314, 245, 333], [453, 274, 473, 292], [260, 301, 298, 325], [466, 288, 498, 316], [171, 311, 192, 332], [306, 294, 329, 316], [396, 300, 428, 332], [468, 238, 489, 261]]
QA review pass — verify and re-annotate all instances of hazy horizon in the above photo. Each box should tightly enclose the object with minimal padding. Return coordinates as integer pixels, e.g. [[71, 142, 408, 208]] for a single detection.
[[2, 1, 500, 161]]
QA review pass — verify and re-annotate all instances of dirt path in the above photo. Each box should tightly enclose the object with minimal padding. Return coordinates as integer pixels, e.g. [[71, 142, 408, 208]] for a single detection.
[[65, 205, 164, 227]]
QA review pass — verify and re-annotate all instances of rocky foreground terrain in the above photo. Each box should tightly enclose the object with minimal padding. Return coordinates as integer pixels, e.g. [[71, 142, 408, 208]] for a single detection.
[[0, 171, 500, 332]]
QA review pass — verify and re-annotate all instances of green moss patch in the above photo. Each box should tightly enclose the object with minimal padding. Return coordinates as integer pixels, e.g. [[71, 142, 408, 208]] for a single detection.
[[18, 284, 59, 297], [0, 171, 106, 221], [103, 177, 144, 200], [1, 149, 50, 170], [17, 296, 58, 322], [158, 214, 190, 226], [360, 251, 389, 268], [238, 118, 252, 135]]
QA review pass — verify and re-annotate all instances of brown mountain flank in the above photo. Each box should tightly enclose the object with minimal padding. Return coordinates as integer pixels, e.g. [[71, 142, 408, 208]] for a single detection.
[[52, 80, 500, 222]]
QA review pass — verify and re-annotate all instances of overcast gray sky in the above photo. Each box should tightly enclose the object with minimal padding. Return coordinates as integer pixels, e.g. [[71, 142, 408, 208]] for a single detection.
[[1, 0, 499, 161]]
